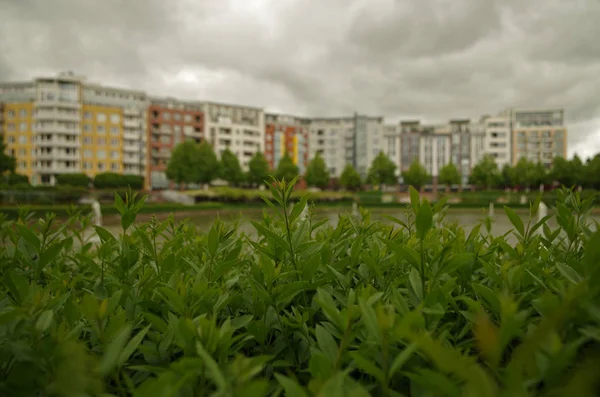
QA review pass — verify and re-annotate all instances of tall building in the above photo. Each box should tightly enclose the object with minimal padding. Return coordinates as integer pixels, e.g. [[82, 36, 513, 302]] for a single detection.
[[0, 72, 150, 187], [308, 117, 355, 178], [483, 115, 511, 168], [264, 114, 309, 174], [147, 97, 203, 189], [354, 114, 384, 178], [383, 124, 401, 174], [204, 102, 264, 171], [506, 108, 567, 168], [399, 121, 423, 172], [421, 125, 451, 185]]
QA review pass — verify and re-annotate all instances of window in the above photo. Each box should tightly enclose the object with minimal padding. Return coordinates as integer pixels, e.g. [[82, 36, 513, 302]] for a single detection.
[[97, 162, 105, 170], [19, 123, 27, 132], [83, 162, 92, 170], [173, 113, 181, 121], [110, 126, 119, 135], [184, 114, 192, 122], [82, 124, 90, 132], [111, 163, 119, 171], [110, 114, 120, 123], [83, 150, 92, 158], [19, 136, 27, 144], [7, 123, 15, 131], [84, 112, 92, 120], [7, 110, 15, 118], [97, 138, 106, 145], [18, 148, 26, 156], [96, 113, 106, 122], [110, 139, 119, 146], [83, 136, 92, 144], [111, 151, 119, 159], [19, 161, 27, 169], [19, 109, 27, 118], [97, 125, 105, 134], [97, 150, 106, 159], [163, 112, 171, 121], [31, 149, 36, 156]]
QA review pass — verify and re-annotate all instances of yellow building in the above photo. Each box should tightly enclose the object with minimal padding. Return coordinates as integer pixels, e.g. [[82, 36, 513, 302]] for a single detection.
[[81, 104, 123, 179], [1, 102, 36, 182]]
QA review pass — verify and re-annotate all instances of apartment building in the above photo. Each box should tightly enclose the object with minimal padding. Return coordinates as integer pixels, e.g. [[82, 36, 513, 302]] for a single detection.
[[264, 114, 309, 174], [147, 98, 203, 189], [483, 115, 511, 168], [204, 102, 264, 171], [354, 114, 384, 178], [308, 117, 355, 178], [399, 121, 423, 172], [0, 72, 151, 187], [383, 124, 401, 174], [421, 125, 452, 185], [507, 108, 567, 168]]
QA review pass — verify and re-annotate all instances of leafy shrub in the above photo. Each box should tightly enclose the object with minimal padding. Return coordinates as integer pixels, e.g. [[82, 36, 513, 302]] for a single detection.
[[0, 184, 599, 396], [55, 173, 90, 187], [93, 172, 144, 189]]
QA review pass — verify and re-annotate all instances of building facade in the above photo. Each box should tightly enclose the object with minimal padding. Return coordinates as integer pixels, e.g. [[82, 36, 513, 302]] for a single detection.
[[147, 98, 203, 189], [483, 115, 511, 168], [204, 102, 264, 171], [507, 108, 567, 168], [308, 117, 355, 178], [354, 114, 384, 179], [264, 114, 309, 174]]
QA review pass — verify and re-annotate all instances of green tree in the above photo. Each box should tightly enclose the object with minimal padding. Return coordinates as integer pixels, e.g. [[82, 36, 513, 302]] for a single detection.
[[339, 163, 362, 191], [247, 152, 271, 187], [402, 159, 430, 191], [304, 153, 330, 189], [367, 152, 397, 187], [166, 141, 202, 189], [500, 164, 516, 189], [531, 161, 549, 187], [0, 135, 16, 175], [196, 140, 220, 186], [438, 163, 461, 190], [275, 152, 299, 182], [550, 156, 584, 188], [469, 154, 498, 190], [219, 148, 244, 186], [512, 157, 538, 189], [583, 154, 600, 189]]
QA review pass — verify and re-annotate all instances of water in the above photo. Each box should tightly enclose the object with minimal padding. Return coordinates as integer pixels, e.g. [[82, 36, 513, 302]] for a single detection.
[[100, 206, 600, 237]]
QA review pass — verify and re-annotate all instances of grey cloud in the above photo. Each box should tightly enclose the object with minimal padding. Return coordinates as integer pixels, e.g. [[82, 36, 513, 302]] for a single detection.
[[0, 0, 599, 157]]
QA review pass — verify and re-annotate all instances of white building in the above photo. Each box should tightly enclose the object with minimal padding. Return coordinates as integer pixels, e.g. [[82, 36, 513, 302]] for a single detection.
[[383, 124, 401, 176], [354, 115, 384, 179], [308, 117, 355, 178], [420, 126, 452, 182], [204, 102, 264, 171], [483, 115, 511, 168]]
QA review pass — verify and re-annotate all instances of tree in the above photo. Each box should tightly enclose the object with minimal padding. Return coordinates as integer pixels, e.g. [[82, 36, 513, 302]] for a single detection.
[[550, 156, 584, 188], [166, 141, 202, 189], [438, 163, 461, 191], [275, 152, 299, 182], [305, 153, 330, 189], [196, 140, 220, 186], [247, 152, 270, 187], [402, 159, 429, 191], [340, 163, 362, 191], [0, 135, 16, 175], [367, 152, 397, 187], [56, 173, 90, 188], [512, 157, 538, 189], [583, 155, 600, 189], [499, 164, 516, 189], [219, 148, 244, 186], [469, 154, 499, 190]]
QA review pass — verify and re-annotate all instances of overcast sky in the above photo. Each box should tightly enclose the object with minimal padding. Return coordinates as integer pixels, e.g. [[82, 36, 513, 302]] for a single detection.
[[1, 0, 599, 159]]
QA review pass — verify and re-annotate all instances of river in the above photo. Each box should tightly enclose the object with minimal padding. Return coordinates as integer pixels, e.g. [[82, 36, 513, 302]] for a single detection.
[[99, 206, 600, 237]]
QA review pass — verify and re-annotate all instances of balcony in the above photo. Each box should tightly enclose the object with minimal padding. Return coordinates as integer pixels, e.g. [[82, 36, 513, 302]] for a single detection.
[[36, 138, 80, 148], [123, 155, 142, 164], [124, 142, 141, 152], [36, 100, 81, 109], [37, 163, 81, 174], [124, 107, 140, 116], [54, 152, 80, 161], [36, 123, 79, 135], [123, 131, 139, 140], [152, 151, 171, 159], [35, 110, 80, 121], [123, 118, 140, 128]]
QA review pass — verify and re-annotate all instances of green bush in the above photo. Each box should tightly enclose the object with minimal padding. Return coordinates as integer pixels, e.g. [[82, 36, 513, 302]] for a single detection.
[[55, 173, 90, 187], [0, 185, 599, 396], [93, 172, 144, 189]]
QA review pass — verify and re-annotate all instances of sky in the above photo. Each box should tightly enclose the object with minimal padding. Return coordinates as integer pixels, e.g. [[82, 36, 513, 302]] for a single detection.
[[1, 0, 599, 159]]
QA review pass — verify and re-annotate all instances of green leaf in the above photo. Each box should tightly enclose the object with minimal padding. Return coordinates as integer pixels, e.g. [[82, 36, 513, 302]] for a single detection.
[[556, 263, 583, 284], [409, 268, 423, 302], [38, 241, 64, 269], [35, 310, 54, 333], [316, 325, 338, 363], [472, 284, 501, 315], [389, 342, 418, 378], [382, 239, 420, 270], [114, 191, 125, 215], [121, 210, 136, 232], [358, 298, 380, 342], [207, 225, 219, 256], [16, 224, 40, 251], [416, 199, 433, 240], [196, 342, 227, 390], [350, 351, 385, 383], [274, 374, 309, 397], [409, 186, 420, 215], [117, 325, 150, 367], [503, 206, 524, 236], [99, 325, 132, 376], [93, 226, 116, 243]]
